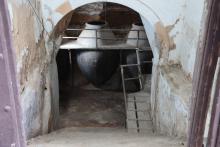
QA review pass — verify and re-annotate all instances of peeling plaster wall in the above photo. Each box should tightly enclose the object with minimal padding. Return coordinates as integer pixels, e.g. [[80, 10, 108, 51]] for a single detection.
[[7, 0, 59, 139], [155, 65, 192, 137], [168, 0, 206, 77], [149, 0, 206, 136]]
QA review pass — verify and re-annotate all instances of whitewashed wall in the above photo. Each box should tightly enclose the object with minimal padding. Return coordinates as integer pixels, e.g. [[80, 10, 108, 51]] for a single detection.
[[169, 0, 206, 77]]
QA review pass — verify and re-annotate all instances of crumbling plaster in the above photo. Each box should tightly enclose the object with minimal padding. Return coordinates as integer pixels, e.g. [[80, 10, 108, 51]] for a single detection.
[[156, 65, 192, 137], [7, 0, 207, 139], [7, 0, 59, 139]]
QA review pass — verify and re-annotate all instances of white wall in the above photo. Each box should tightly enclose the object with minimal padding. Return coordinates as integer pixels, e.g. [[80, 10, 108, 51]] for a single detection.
[[169, 0, 206, 77]]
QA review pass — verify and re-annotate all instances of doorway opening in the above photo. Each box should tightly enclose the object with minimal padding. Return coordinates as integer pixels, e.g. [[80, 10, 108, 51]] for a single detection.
[[56, 2, 154, 131], [26, 1, 191, 146]]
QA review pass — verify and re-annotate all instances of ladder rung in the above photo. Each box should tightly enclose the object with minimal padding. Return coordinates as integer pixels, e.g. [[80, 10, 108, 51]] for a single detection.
[[121, 64, 139, 68], [127, 119, 152, 122], [124, 76, 141, 81], [120, 61, 152, 68], [137, 48, 151, 52]]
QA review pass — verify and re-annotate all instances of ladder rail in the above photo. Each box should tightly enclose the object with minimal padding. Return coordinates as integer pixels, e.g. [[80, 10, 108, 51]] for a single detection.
[[136, 49, 143, 90], [120, 47, 152, 130], [120, 67, 128, 111], [121, 67, 128, 129]]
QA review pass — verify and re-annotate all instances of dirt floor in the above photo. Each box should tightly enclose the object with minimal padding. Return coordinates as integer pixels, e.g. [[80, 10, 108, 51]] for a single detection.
[[59, 85, 125, 129]]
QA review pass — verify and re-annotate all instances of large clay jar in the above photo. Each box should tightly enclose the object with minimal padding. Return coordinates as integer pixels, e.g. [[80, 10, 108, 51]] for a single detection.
[[60, 21, 115, 49], [76, 21, 119, 86], [77, 21, 115, 48], [126, 23, 149, 49], [76, 50, 119, 86]]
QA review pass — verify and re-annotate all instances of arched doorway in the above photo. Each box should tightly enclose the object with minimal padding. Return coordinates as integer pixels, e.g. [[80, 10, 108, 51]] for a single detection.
[[42, 0, 191, 139], [44, 0, 163, 132], [19, 0, 194, 142], [55, 2, 154, 131]]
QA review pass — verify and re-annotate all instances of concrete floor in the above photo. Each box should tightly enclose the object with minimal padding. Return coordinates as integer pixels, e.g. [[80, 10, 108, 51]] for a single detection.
[[27, 127, 186, 147]]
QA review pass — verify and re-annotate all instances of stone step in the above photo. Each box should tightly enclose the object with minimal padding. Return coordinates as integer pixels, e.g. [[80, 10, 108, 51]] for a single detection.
[[126, 119, 153, 133], [127, 96, 150, 104], [27, 127, 185, 147], [126, 90, 153, 133], [137, 111, 151, 120]]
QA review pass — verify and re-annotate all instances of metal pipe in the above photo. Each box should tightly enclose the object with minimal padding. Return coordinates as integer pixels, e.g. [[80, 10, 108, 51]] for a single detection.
[[124, 76, 142, 81], [121, 63, 140, 67], [59, 46, 152, 51], [120, 62, 153, 67], [62, 36, 148, 41], [66, 28, 145, 32]]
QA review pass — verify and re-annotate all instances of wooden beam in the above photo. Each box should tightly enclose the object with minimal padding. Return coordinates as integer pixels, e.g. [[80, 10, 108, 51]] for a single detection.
[[188, 0, 220, 146], [207, 58, 220, 147]]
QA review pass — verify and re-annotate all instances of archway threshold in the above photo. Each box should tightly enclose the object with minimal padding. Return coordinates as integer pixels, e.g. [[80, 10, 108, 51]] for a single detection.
[[27, 127, 185, 147]]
